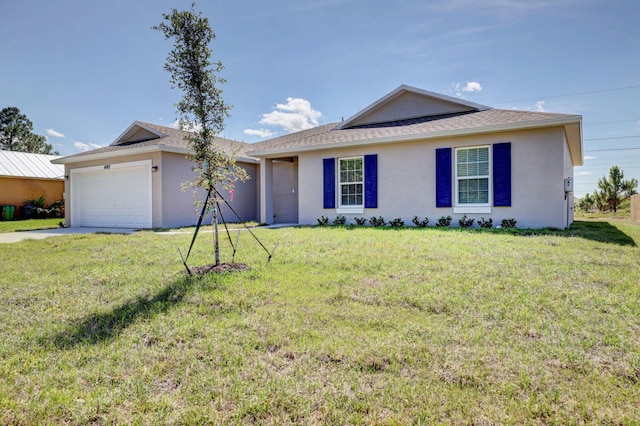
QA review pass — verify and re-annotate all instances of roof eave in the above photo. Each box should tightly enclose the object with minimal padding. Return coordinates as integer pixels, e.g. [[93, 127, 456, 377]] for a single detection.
[[249, 116, 584, 163], [51, 144, 259, 165], [52, 145, 179, 164]]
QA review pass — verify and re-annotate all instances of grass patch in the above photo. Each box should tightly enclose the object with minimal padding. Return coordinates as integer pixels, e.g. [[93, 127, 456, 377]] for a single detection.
[[1, 220, 639, 423], [0, 218, 63, 232]]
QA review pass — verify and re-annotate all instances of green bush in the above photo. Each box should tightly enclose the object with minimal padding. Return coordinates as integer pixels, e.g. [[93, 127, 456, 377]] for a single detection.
[[354, 217, 367, 226], [501, 218, 517, 228], [317, 216, 329, 226], [369, 216, 386, 227], [458, 214, 474, 228], [435, 216, 452, 227], [478, 217, 493, 228], [411, 216, 429, 227], [332, 215, 346, 225], [389, 218, 405, 227]]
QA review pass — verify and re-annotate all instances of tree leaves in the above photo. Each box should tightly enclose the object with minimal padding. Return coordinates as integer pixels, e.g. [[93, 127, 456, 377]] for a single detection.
[[0, 107, 58, 154]]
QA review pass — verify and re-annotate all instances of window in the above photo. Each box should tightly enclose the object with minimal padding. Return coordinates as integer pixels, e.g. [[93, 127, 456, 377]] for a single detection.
[[339, 157, 363, 207], [324, 155, 377, 211], [456, 146, 490, 205]]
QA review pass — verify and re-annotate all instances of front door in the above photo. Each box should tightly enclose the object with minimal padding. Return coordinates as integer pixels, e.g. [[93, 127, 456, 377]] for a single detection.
[[272, 158, 298, 224]]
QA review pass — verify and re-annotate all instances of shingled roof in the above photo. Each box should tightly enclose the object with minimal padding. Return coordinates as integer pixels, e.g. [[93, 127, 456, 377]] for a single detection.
[[53, 121, 256, 165], [247, 108, 583, 164]]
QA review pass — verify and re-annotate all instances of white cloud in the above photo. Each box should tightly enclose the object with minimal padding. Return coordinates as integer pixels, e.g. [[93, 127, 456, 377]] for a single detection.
[[46, 128, 65, 138], [74, 141, 104, 152], [454, 81, 482, 97], [245, 97, 322, 138], [583, 155, 596, 160], [244, 128, 275, 138], [534, 101, 547, 112], [576, 171, 592, 175], [170, 119, 203, 133]]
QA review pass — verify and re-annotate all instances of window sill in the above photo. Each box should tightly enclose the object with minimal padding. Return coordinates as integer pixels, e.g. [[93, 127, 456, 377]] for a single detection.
[[453, 206, 491, 214], [337, 207, 364, 214]]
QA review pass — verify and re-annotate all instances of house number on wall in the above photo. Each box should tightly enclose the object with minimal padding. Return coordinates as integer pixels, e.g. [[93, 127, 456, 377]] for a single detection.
[[104, 165, 110, 170]]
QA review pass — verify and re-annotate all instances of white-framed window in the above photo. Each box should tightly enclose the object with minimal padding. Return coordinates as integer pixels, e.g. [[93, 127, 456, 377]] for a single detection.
[[338, 157, 363, 209], [455, 146, 490, 211]]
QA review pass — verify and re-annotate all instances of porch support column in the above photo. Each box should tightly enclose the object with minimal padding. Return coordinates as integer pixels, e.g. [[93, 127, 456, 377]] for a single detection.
[[260, 158, 274, 225]]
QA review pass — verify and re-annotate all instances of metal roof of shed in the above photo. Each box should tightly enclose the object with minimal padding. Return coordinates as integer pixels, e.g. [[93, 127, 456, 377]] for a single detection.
[[0, 150, 64, 180]]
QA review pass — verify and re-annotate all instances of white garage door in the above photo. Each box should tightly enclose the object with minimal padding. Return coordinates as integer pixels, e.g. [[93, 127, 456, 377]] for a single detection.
[[71, 161, 152, 228]]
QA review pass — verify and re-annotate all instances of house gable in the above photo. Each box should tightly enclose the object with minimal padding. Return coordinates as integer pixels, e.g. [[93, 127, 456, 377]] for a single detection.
[[338, 85, 490, 129], [112, 122, 166, 146]]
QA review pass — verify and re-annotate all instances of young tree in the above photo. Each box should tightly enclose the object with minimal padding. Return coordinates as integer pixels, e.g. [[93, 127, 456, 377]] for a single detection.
[[0, 107, 58, 154], [154, 4, 248, 266], [595, 165, 638, 212], [577, 192, 595, 212]]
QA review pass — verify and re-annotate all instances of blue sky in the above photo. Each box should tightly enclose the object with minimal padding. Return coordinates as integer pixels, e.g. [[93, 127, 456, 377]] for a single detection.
[[2, 0, 639, 197]]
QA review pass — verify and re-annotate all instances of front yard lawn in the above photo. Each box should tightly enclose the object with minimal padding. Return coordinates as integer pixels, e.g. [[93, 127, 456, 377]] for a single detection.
[[1, 220, 638, 424], [0, 218, 63, 233]]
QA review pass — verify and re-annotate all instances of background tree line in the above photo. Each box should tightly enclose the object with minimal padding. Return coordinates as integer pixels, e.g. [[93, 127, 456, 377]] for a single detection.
[[0, 107, 58, 155], [578, 165, 638, 212]]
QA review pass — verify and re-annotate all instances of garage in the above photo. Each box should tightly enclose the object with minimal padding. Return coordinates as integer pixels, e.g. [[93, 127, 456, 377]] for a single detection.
[[70, 160, 152, 228]]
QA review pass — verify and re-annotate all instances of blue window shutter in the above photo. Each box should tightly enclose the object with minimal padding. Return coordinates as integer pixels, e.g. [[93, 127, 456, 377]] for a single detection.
[[493, 142, 512, 207], [323, 158, 335, 209], [364, 154, 378, 208], [435, 148, 452, 207]]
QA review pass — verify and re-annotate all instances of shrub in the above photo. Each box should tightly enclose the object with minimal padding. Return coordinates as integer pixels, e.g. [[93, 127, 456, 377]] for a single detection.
[[411, 216, 429, 227], [458, 214, 474, 228], [317, 216, 329, 226], [389, 218, 405, 227], [333, 215, 346, 225], [369, 216, 386, 227], [478, 217, 493, 228], [354, 217, 367, 226], [501, 218, 517, 228], [435, 216, 452, 227]]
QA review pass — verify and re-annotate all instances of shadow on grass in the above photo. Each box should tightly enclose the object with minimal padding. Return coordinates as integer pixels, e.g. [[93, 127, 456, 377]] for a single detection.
[[328, 220, 637, 246], [43, 275, 207, 349], [516, 220, 636, 247]]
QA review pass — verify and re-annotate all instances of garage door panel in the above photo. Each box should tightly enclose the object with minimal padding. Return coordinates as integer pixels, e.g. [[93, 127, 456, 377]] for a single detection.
[[73, 163, 152, 228]]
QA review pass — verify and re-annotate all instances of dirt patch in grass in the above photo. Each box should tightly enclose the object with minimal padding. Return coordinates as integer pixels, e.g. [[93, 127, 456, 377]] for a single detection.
[[187, 262, 251, 275]]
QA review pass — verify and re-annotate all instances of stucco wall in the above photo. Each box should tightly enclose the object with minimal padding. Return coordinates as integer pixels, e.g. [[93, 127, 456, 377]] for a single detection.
[[297, 126, 571, 229], [160, 152, 258, 228], [63, 152, 258, 228], [0, 177, 64, 218]]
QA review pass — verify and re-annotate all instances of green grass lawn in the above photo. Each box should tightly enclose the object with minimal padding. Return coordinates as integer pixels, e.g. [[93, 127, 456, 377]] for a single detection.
[[1, 221, 639, 424], [0, 218, 63, 233]]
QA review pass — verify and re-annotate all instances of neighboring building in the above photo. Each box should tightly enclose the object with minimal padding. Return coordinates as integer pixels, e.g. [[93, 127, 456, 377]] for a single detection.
[[249, 85, 583, 229], [52, 122, 259, 228], [0, 150, 64, 218], [53, 85, 583, 229]]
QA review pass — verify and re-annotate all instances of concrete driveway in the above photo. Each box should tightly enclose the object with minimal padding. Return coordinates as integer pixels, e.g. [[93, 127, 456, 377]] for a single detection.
[[0, 227, 138, 243]]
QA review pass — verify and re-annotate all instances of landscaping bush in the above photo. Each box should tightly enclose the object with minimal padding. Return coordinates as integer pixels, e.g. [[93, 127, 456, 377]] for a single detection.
[[316, 216, 329, 226], [332, 215, 346, 226], [501, 218, 517, 228], [369, 216, 386, 227], [354, 217, 367, 226], [435, 215, 452, 227], [458, 214, 474, 228], [411, 216, 429, 227], [389, 218, 405, 227], [478, 217, 493, 228]]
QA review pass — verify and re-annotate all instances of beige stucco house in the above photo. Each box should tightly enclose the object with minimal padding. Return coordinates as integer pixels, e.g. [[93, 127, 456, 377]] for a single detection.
[[249, 85, 583, 229], [53, 85, 583, 229]]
